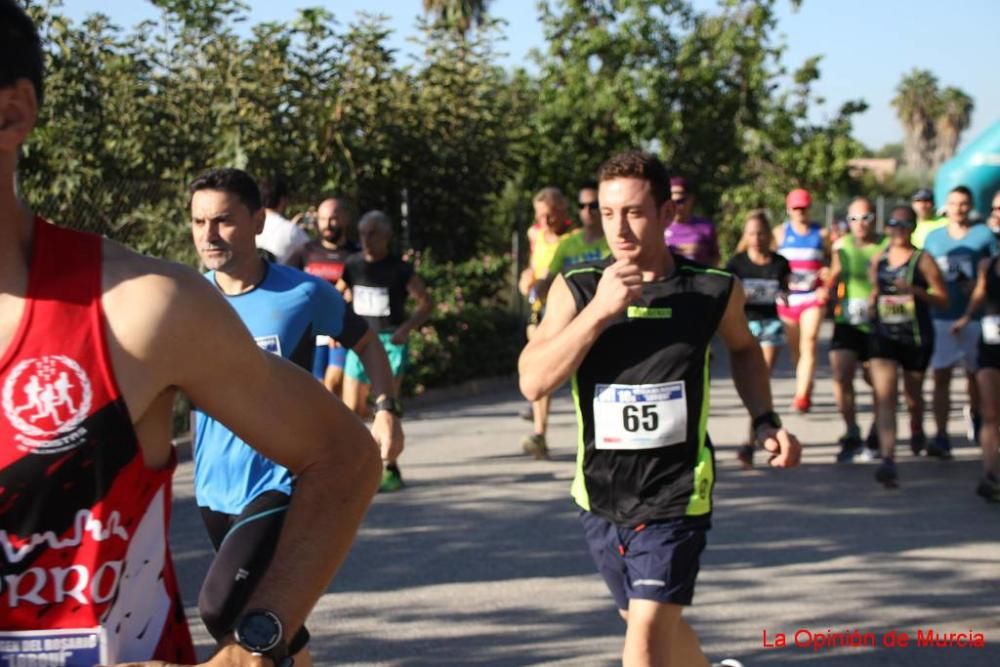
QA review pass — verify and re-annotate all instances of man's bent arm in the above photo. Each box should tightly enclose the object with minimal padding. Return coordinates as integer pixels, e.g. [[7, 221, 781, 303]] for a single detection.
[[519, 274, 606, 400], [158, 269, 381, 643], [396, 273, 434, 340]]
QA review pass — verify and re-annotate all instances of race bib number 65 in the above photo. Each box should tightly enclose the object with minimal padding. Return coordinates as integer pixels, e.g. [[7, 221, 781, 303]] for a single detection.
[[593, 382, 688, 450]]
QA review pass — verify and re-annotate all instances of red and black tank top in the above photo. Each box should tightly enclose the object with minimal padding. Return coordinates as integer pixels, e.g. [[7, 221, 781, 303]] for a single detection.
[[0, 218, 195, 665]]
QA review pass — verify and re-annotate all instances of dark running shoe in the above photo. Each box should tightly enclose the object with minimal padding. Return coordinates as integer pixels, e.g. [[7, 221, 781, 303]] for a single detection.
[[835, 434, 862, 463], [737, 444, 755, 469], [864, 425, 881, 459], [875, 458, 899, 488], [975, 476, 1000, 503], [926, 434, 954, 460]]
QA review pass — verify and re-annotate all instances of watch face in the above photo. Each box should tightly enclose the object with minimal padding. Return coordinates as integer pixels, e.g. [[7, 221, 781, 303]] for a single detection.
[[238, 612, 281, 652]]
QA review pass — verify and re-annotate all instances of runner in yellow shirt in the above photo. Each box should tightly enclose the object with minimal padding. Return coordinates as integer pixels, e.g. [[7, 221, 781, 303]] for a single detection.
[[518, 187, 571, 458]]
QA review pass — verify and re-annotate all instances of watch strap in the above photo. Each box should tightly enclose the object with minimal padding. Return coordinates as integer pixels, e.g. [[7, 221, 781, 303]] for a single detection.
[[375, 396, 403, 416], [751, 410, 781, 432]]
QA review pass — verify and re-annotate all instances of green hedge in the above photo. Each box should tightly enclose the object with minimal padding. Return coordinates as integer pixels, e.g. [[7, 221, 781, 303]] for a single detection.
[[402, 252, 523, 397]]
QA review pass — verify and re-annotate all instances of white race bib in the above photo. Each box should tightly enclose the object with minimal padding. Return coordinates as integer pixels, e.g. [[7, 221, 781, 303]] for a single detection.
[[844, 297, 870, 325], [983, 314, 1000, 345], [742, 278, 780, 305], [0, 628, 108, 667], [877, 294, 916, 325], [593, 382, 687, 450], [353, 285, 391, 317], [787, 270, 816, 292]]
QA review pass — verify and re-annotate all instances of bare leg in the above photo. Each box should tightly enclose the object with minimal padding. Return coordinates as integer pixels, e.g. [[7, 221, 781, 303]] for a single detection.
[[870, 359, 899, 459], [902, 370, 926, 436], [622, 599, 709, 667], [761, 345, 779, 375], [976, 369, 1000, 476], [323, 365, 344, 397], [796, 306, 823, 400], [932, 367, 953, 437], [343, 376, 371, 420], [782, 318, 801, 372], [830, 349, 859, 434], [533, 395, 551, 436], [968, 368, 982, 418]]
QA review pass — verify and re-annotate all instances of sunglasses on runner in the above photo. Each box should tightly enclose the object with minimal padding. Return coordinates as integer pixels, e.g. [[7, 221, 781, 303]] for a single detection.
[[847, 213, 875, 223], [671, 194, 688, 204], [579, 201, 600, 211], [886, 218, 914, 228]]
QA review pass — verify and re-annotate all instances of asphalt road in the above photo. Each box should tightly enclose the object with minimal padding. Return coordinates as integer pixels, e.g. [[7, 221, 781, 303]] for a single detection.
[[170, 337, 1000, 666]]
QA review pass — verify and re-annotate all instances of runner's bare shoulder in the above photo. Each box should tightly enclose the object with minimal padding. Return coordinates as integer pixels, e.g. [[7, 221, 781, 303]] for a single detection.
[[99, 238, 237, 396]]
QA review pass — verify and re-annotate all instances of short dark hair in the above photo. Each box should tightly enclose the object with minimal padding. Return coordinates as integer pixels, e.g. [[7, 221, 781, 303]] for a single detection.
[[189, 168, 262, 212], [597, 151, 671, 206], [579, 180, 598, 192], [890, 205, 915, 223], [0, 0, 45, 106], [259, 175, 289, 209], [950, 185, 974, 205]]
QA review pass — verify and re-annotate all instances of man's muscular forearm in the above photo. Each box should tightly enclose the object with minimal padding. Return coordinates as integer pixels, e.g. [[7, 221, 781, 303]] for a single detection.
[[243, 439, 380, 640]]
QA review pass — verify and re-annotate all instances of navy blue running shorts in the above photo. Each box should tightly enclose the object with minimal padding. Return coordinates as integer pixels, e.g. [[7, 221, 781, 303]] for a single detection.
[[579, 510, 709, 610]]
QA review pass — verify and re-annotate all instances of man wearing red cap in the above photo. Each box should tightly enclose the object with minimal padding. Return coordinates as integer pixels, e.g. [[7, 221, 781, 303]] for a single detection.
[[662, 177, 720, 267], [774, 188, 830, 412]]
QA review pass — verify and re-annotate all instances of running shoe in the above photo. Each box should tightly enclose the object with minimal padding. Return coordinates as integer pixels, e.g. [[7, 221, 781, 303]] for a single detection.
[[875, 458, 898, 488], [379, 463, 404, 493], [521, 433, 550, 460], [791, 394, 811, 414], [736, 444, 755, 469], [855, 447, 879, 463], [712, 660, 745, 667], [865, 424, 880, 458], [910, 429, 926, 456], [835, 434, 862, 463], [926, 434, 954, 460], [963, 405, 982, 445], [975, 475, 1000, 503]]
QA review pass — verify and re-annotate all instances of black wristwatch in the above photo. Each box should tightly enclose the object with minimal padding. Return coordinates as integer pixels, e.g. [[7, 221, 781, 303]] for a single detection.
[[375, 396, 403, 417], [234, 609, 293, 667], [751, 410, 782, 434]]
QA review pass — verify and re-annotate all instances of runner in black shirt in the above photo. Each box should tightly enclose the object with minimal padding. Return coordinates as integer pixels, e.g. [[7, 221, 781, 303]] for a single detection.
[[726, 210, 790, 467], [340, 210, 434, 492], [519, 151, 800, 667]]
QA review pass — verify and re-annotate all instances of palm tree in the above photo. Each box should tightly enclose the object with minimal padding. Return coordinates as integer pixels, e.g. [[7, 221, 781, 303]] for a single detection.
[[891, 69, 939, 172], [932, 87, 975, 168], [422, 0, 490, 35]]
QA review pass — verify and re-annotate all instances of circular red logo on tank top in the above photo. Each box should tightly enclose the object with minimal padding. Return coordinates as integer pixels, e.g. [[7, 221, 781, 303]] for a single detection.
[[2, 355, 93, 453]]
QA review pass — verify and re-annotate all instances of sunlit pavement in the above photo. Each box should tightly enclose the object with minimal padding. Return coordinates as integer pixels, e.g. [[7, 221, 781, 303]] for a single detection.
[[171, 329, 1000, 665]]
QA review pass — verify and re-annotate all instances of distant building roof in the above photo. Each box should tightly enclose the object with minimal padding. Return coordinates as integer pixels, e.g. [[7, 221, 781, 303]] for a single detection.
[[848, 158, 898, 182]]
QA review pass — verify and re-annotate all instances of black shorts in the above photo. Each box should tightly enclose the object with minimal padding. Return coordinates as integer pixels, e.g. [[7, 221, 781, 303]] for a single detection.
[[199, 492, 310, 654], [830, 323, 871, 361], [579, 510, 709, 610], [869, 334, 933, 373], [979, 343, 1000, 370]]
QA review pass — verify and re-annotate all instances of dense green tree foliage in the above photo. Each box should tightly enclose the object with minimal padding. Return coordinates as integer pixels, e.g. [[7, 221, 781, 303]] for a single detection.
[[18, 0, 879, 391]]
